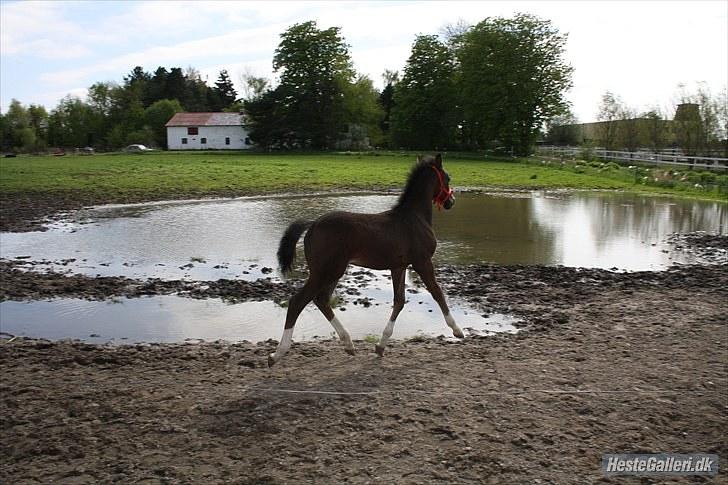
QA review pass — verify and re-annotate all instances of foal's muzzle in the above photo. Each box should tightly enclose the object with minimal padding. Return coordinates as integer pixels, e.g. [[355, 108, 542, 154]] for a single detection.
[[443, 194, 455, 210]]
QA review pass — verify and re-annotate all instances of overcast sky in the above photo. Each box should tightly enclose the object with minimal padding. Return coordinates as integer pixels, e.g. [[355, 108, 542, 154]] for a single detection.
[[1, 0, 726, 122]]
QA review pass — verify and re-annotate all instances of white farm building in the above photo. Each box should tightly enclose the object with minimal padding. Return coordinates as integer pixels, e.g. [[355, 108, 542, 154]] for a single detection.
[[165, 112, 251, 150]]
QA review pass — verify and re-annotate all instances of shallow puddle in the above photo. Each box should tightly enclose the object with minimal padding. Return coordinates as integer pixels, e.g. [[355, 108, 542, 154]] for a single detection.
[[0, 294, 518, 344], [1, 191, 724, 343], [2, 192, 725, 279]]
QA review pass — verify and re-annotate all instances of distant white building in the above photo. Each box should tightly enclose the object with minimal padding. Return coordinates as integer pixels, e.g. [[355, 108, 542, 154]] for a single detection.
[[165, 112, 251, 150]]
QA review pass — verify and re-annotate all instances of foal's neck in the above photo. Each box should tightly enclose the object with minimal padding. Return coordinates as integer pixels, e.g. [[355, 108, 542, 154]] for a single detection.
[[395, 178, 435, 225]]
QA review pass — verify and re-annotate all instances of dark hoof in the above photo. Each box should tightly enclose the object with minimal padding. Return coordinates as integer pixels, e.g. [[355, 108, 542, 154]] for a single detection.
[[267, 354, 276, 367], [375, 345, 385, 357], [345, 347, 356, 356]]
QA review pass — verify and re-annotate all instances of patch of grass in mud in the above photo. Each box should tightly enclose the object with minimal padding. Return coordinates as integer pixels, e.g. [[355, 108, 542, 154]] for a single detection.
[[363, 334, 380, 344], [2, 150, 723, 203]]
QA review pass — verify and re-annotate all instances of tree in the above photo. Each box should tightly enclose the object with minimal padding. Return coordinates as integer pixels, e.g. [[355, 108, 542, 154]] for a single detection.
[[145, 67, 169, 106], [378, 70, 398, 147], [272, 20, 355, 148], [692, 83, 722, 154], [184, 67, 213, 112], [145, 99, 183, 148], [597, 92, 623, 149], [390, 34, 458, 150], [27, 104, 49, 151], [641, 108, 669, 152], [244, 89, 291, 149], [454, 14, 573, 155], [3, 99, 31, 151], [673, 102, 702, 156], [618, 105, 640, 152], [545, 109, 579, 145], [87, 82, 116, 117], [1, 99, 48, 152], [165, 68, 187, 106], [717, 87, 728, 157], [213, 70, 238, 110], [239, 67, 270, 102], [47, 96, 97, 147], [123, 66, 151, 108], [340, 75, 384, 148]]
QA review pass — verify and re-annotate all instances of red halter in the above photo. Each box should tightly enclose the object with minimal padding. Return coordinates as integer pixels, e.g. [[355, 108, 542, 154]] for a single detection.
[[431, 165, 453, 210]]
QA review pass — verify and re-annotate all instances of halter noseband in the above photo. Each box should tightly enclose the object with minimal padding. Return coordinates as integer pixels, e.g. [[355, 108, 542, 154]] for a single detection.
[[431, 165, 453, 210]]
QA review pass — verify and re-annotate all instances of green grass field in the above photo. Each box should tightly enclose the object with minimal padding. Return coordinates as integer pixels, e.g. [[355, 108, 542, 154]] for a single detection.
[[1, 151, 725, 202]]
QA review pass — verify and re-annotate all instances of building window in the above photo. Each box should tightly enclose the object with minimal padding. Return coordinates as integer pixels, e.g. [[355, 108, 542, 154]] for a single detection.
[[181, 138, 188, 144], [225, 137, 230, 145], [201, 137, 207, 144], [187, 127, 198, 135]]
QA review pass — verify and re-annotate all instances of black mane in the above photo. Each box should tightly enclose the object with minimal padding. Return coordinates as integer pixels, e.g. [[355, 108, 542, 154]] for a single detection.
[[392, 155, 437, 212]]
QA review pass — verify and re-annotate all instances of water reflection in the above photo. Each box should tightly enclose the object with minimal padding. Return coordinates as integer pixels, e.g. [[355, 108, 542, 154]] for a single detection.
[[0, 296, 518, 344], [0, 192, 725, 277]]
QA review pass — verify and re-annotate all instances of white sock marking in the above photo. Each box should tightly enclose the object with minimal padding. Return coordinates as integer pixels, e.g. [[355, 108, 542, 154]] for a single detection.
[[379, 319, 395, 347], [330, 316, 353, 350], [445, 313, 464, 338], [270, 327, 293, 362]]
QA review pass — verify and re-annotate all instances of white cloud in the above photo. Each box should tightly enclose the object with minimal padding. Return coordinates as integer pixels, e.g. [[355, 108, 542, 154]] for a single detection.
[[0, 1, 91, 58], [39, 23, 285, 85]]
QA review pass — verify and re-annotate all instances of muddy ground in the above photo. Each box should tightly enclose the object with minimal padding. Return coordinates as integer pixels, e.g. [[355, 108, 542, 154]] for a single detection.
[[2, 249, 727, 483]]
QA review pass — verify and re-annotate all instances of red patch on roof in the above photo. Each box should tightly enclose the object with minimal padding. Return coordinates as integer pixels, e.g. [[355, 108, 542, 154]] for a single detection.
[[165, 112, 242, 127]]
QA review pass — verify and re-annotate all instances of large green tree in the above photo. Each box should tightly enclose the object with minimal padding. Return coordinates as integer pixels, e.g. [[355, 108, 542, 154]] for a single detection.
[[1, 99, 40, 152], [378, 70, 399, 147], [271, 20, 355, 148], [455, 14, 573, 155], [145, 99, 183, 148], [390, 35, 458, 150], [47, 96, 97, 147], [211, 69, 238, 111]]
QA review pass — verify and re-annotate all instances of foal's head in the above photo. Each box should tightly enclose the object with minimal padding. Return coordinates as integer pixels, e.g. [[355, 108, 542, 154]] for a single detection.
[[428, 153, 455, 210], [395, 153, 455, 212]]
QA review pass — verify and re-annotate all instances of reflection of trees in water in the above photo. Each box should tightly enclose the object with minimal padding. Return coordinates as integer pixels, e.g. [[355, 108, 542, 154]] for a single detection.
[[263, 194, 397, 232], [529, 194, 727, 257], [169, 193, 724, 269], [563, 195, 722, 250], [433, 194, 557, 265]]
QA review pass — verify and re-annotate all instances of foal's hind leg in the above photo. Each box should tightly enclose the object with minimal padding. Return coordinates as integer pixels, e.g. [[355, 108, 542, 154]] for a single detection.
[[413, 260, 464, 339], [376, 266, 406, 357], [314, 281, 355, 355], [268, 279, 320, 367]]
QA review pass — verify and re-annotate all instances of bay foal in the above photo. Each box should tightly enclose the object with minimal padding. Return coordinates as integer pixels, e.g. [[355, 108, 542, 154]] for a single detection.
[[269, 154, 462, 366]]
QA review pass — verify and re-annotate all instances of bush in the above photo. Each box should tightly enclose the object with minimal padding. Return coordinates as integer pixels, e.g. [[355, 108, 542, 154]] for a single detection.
[[579, 146, 595, 162]]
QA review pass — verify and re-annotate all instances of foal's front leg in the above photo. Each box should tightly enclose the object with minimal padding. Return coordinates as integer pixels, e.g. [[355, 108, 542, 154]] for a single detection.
[[413, 260, 464, 338], [376, 267, 406, 356]]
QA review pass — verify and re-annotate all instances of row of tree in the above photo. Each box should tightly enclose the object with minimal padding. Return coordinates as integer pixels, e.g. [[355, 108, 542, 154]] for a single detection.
[[0, 67, 239, 152], [2, 13, 573, 155], [546, 85, 728, 156], [244, 15, 573, 155]]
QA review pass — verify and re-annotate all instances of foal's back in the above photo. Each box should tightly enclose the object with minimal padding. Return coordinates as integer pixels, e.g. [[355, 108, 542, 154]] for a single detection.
[[304, 209, 434, 271]]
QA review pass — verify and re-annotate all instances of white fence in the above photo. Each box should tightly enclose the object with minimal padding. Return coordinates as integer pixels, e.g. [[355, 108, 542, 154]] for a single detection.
[[536, 146, 728, 170]]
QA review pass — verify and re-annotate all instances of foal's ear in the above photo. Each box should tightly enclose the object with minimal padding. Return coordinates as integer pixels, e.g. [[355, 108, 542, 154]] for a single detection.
[[434, 153, 443, 168]]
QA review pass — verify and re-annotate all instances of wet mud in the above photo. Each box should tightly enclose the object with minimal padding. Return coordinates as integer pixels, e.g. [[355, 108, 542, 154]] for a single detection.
[[2, 248, 727, 482]]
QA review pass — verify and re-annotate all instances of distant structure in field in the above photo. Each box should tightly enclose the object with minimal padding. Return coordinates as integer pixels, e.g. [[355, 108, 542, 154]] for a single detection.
[[165, 112, 251, 150]]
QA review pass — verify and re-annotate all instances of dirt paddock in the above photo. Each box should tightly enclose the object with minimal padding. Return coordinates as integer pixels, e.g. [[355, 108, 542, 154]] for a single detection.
[[1, 256, 726, 483]]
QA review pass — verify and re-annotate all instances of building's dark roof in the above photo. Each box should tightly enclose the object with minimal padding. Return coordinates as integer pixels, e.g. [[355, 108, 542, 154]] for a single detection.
[[165, 112, 242, 127]]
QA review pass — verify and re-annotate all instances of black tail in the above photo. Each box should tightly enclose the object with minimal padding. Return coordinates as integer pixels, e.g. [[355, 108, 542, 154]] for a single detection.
[[277, 220, 312, 273]]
